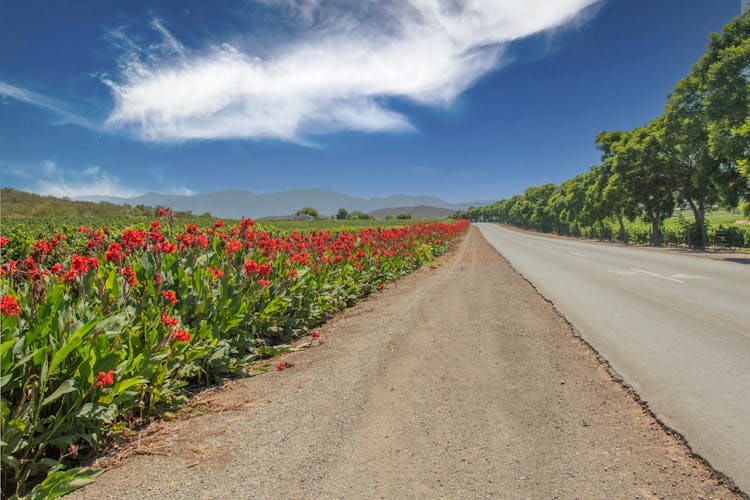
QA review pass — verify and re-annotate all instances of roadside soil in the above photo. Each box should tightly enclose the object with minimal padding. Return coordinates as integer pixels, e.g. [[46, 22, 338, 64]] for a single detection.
[[71, 227, 737, 499]]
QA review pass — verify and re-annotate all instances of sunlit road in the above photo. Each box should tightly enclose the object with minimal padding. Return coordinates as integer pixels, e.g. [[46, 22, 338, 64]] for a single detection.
[[477, 223, 750, 493]]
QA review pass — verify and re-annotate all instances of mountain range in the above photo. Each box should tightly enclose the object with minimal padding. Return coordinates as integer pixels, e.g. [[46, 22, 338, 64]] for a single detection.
[[76, 190, 489, 219]]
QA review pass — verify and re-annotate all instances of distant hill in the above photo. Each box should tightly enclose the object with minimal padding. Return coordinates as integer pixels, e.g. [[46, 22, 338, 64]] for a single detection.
[[0, 188, 194, 218], [76, 189, 485, 219], [368, 206, 457, 220]]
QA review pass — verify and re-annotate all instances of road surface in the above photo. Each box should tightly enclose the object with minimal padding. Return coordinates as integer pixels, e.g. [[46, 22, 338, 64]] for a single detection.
[[72, 228, 733, 499], [477, 222, 750, 493]]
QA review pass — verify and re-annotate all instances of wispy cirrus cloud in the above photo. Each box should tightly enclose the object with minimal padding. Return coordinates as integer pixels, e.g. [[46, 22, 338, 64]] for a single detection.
[[3, 160, 141, 199], [3, 160, 196, 199], [104, 0, 601, 143], [0, 82, 96, 130]]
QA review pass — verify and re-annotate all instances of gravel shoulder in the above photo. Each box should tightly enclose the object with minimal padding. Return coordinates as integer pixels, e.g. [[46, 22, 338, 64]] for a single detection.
[[71, 227, 736, 499]]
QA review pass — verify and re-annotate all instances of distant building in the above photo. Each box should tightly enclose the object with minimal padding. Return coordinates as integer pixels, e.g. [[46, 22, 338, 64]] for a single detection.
[[744, 0, 749, 12]]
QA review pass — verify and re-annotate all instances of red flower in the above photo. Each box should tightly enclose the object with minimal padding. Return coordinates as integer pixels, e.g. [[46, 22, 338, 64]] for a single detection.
[[257, 279, 270, 288], [226, 240, 243, 253], [96, 370, 115, 387], [161, 313, 179, 327], [172, 329, 190, 342], [162, 290, 177, 305], [122, 265, 138, 286], [154, 274, 163, 286], [258, 262, 273, 276], [240, 218, 255, 229], [1, 295, 20, 317], [379, 283, 385, 290], [0, 236, 9, 248], [207, 267, 225, 279], [277, 362, 287, 371], [213, 220, 225, 228], [160, 241, 177, 254], [310, 331, 321, 339], [243, 259, 259, 275]]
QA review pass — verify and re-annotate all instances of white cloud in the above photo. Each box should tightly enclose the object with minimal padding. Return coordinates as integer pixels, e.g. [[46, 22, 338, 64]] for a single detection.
[[104, 0, 600, 143], [0, 82, 96, 129], [4, 160, 142, 199], [2, 160, 198, 199]]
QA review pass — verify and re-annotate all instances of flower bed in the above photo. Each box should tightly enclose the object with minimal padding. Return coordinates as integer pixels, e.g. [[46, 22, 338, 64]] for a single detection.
[[0, 213, 469, 497]]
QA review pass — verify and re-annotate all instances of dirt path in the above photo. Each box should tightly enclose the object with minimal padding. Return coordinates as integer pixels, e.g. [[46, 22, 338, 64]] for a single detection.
[[71, 228, 736, 499]]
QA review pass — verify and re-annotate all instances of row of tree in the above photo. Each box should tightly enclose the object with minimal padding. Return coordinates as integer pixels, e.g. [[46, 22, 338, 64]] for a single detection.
[[297, 207, 412, 220], [458, 10, 749, 249]]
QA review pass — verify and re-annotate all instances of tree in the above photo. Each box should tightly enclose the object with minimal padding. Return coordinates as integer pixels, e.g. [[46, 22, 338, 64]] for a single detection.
[[396, 212, 412, 219], [609, 121, 676, 246], [661, 10, 749, 247], [597, 131, 636, 243], [700, 9, 750, 177], [335, 208, 349, 220], [296, 207, 319, 218], [347, 210, 371, 220]]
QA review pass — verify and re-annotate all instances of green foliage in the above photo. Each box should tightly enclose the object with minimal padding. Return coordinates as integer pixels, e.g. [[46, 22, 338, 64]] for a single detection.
[[395, 212, 412, 220], [295, 207, 319, 217], [335, 208, 348, 220], [346, 210, 371, 220]]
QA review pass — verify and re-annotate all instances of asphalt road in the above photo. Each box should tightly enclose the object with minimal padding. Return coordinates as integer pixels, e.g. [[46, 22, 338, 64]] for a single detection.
[[477, 223, 750, 493]]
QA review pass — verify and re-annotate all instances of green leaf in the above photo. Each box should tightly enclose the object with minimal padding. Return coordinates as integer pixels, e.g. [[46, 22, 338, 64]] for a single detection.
[[28, 467, 105, 500], [49, 318, 98, 375], [41, 379, 78, 406], [97, 377, 147, 404]]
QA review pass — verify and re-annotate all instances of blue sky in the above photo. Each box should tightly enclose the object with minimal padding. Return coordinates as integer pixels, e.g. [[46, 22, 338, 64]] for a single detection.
[[0, 1, 744, 203]]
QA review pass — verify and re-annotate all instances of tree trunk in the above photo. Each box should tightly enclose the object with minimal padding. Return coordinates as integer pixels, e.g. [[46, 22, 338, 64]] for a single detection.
[[687, 200, 706, 250], [599, 220, 606, 240], [617, 212, 628, 244], [650, 217, 662, 246]]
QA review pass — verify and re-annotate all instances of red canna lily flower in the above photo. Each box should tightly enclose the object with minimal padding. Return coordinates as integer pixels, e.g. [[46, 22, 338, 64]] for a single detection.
[[1, 295, 20, 317], [96, 370, 115, 387], [162, 290, 177, 305], [161, 313, 179, 327], [122, 265, 138, 286], [172, 329, 190, 342]]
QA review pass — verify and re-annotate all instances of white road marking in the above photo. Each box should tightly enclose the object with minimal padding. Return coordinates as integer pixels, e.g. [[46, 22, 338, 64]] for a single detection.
[[630, 268, 685, 283], [672, 273, 712, 280], [569, 251, 589, 258]]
